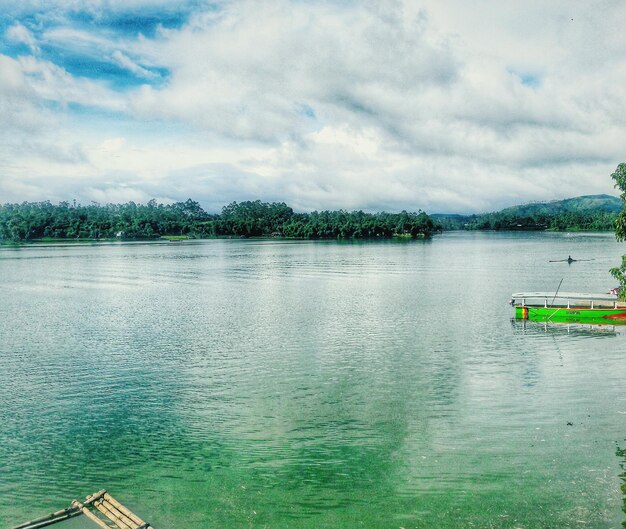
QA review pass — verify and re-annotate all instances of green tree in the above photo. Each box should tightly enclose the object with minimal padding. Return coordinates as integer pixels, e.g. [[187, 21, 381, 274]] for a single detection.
[[0, 199, 438, 242], [610, 163, 626, 300]]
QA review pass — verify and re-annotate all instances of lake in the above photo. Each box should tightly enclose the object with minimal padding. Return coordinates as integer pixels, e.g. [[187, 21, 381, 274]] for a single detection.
[[1, 232, 625, 529]]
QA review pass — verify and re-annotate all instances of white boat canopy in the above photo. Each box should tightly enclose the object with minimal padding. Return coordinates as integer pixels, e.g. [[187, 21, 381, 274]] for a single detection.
[[511, 292, 617, 301]]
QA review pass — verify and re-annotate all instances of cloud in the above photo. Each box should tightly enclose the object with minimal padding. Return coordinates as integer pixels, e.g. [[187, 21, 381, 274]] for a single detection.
[[0, 51, 126, 188], [83, 184, 151, 205], [16, 55, 128, 111], [127, 0, 626, 170], [38, 26, 163, 85], [6, 22, 39, 53], [111, 50, 157, 79], [1, 0, 626, 213], [130, 1, 460, 142]]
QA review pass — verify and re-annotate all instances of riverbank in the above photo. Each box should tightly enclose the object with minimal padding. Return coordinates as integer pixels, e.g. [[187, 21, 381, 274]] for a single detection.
[[0, 232, 436, 245]]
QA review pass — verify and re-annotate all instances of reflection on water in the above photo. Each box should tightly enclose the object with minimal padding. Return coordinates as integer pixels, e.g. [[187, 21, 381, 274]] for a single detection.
[[511, 318, 624, 336], [1, 232, 625, 529], [618, 445, 626, 529], [615, 440, 626, 527]]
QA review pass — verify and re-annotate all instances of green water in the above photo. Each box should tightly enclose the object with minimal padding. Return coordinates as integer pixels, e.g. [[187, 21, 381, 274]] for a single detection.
[[1, 232, 625, 529]]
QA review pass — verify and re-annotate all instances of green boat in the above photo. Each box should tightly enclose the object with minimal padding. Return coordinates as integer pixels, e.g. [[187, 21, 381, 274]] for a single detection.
[[510, 291, 626, 324]]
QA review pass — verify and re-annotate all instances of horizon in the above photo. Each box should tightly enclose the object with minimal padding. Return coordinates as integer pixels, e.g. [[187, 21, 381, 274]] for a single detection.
[[2, 1, 626, 214]]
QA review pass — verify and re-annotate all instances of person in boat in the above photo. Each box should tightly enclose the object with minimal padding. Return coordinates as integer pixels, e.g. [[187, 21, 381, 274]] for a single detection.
[[549, 256, 581, 263]]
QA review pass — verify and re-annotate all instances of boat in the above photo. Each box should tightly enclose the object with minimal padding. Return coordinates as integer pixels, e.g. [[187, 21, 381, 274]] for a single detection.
[[11, 490, 153, 529], [510, 291, 626, 324]]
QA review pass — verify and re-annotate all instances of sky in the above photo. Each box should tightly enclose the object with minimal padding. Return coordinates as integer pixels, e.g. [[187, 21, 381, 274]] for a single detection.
[[1, 0, 625, 214]]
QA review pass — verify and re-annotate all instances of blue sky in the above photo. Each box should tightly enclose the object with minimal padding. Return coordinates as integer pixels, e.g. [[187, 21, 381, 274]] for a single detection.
[[1, 0, 625, 213]]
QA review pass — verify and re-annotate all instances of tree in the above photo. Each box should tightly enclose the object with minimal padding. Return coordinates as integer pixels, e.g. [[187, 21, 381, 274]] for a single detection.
[[0, 199, 438, 242], [609, 162, 626, 300], [612, 163, 626, 240]]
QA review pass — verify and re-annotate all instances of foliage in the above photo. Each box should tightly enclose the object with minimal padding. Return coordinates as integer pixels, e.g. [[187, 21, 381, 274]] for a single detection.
[[217, 201, 294, 237], [434, 194, 621, 232], [0, 199, 439, 242], [498, 194, 622, 215], [610, 255, 626, 301], [0, 199, 216, 241], [435, 210, 617, 232], [611, 163, 626, 300], [612, 163, 626, 241]]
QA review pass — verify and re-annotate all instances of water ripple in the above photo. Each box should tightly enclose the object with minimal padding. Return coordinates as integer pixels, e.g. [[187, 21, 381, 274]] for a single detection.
[[1, 235, 625, 529]]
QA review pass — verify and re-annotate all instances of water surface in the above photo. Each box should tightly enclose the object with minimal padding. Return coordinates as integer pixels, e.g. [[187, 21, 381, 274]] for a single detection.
[[1, 232, 625, 528]]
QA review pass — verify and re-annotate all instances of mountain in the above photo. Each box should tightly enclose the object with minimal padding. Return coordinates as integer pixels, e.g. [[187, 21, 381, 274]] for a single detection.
[[433, 194, 622, 231], [497, 194, 622, 216]]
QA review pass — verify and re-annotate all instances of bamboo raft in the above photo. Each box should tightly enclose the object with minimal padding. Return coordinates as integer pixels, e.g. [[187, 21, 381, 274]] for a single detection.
[[11, 490, 153, 529]]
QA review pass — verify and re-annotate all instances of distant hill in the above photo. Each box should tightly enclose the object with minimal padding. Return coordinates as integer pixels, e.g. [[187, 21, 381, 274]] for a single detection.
[[434, 194, 622, 231], [498, 194, 622, 216]]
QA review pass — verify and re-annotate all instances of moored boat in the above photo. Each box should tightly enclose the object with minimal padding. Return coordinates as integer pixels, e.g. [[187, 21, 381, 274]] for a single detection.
[[510, 291, 626, 324], [11, 490, 153, 529]]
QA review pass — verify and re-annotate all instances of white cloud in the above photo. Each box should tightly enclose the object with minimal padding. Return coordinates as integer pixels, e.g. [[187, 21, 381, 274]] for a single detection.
[[2, 0, 626, 212], [111, 50, 157, 79], [0, 54, 43, 134], [0, 53, 125, 191], [129, 1, 626, 164], [42, 27, 115, 53], [130, 1, 459, 143], [84, 185, 151, 205], [6, 22, 39, 53], [17, 55, 127, 112]]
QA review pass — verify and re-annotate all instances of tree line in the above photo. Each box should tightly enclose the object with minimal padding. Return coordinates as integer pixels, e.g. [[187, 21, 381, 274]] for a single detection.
[[0, 199, 439, 241], [436, 210, 617, 232], [2, 196, 620, 244]]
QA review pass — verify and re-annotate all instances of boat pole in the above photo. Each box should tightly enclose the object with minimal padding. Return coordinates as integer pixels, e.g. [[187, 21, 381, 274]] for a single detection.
[[547, 278, 564, 321], [10, 490, 107, 529], [549, 278, 564, 307], [9, 508, 81, 529]]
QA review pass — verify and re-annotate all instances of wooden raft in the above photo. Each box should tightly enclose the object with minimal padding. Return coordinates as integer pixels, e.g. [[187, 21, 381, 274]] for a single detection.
[[11, 490, 153, 529]]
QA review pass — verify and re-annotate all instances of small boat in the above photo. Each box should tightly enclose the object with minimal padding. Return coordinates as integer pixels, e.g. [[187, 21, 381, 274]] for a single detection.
[[510, 291, 626, 324], [12, 490, 153, 529]]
